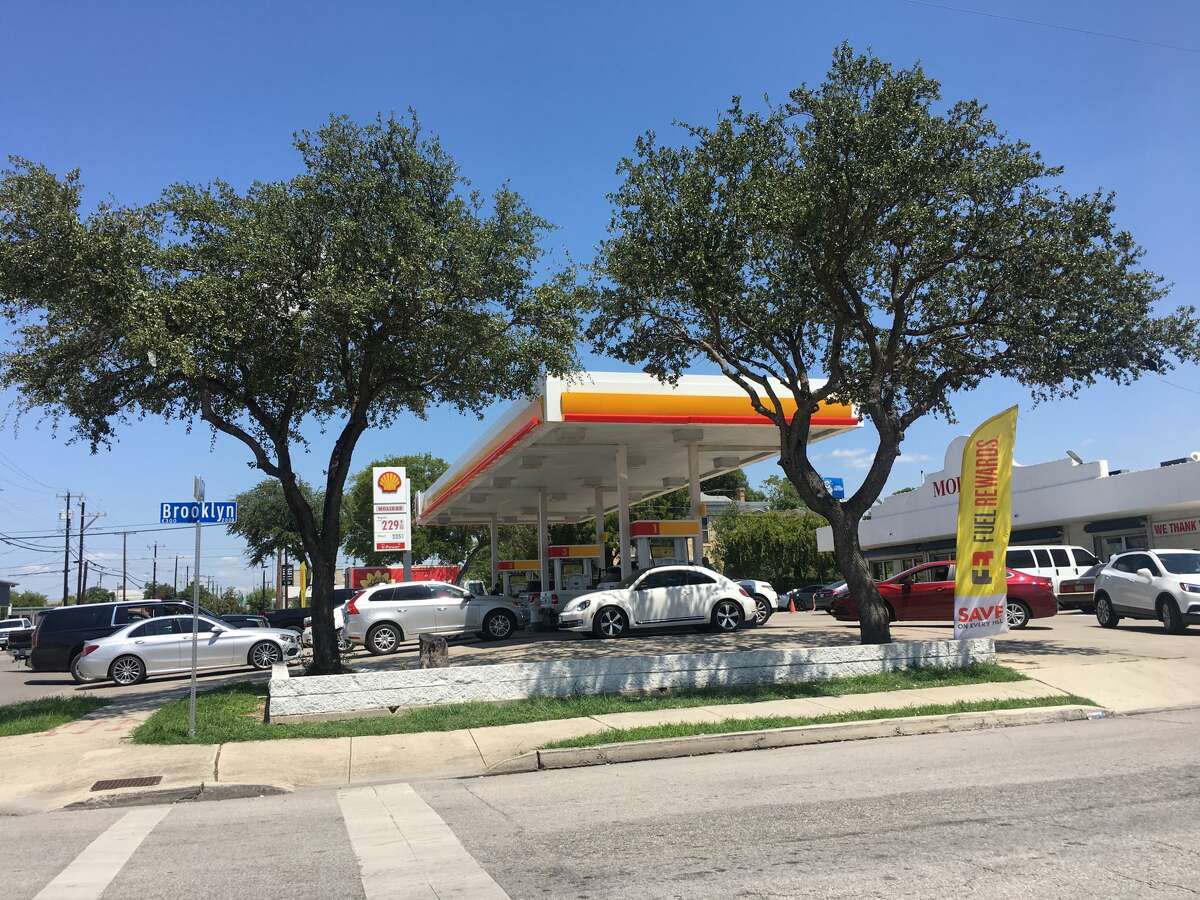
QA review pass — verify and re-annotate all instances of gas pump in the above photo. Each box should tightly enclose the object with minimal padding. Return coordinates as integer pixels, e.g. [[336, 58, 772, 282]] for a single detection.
[[542, 544, 604, 622], [496, 559, 542, 623], [630, 520, 702, 570]]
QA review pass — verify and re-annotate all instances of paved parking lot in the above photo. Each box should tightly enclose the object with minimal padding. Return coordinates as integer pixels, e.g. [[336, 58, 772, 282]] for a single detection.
[[4, 608, 1199, 711]]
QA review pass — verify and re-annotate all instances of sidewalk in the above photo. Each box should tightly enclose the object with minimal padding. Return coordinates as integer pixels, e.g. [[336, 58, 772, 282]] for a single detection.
[[0, 679, 1068, 813]]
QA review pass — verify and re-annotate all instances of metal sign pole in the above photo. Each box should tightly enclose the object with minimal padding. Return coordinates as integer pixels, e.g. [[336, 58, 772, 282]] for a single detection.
[[188, 476, 204, 738]]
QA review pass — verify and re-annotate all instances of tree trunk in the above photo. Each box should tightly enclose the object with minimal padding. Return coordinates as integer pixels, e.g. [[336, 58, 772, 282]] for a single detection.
[[307, 545, 342, 675], [828, 515, 892, 644]]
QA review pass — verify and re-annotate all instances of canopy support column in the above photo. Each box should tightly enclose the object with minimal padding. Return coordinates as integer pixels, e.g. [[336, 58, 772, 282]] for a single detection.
[[594, 486, 606, 568], [489, 514, 498, 591], [616, 444, 631, 578], [688, 442, 703, 565], [537, 487, 549, 602]]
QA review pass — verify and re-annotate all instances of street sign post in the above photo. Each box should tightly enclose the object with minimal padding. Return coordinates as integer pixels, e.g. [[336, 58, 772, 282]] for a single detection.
[[823, 477, 846, 499], [158, 478, 238, 738]]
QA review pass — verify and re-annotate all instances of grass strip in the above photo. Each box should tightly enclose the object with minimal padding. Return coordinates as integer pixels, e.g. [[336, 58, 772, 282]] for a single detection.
[[0, 696, 110, 737], [133, 662, 1026, 745], [539, 694, 1095, 750]]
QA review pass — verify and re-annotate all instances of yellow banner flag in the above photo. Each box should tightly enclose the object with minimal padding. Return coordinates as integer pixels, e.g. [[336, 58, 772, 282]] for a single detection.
[[954, 406, 1018, 639]]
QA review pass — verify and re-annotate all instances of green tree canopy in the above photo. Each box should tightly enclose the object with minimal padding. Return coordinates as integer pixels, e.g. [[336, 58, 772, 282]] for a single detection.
[[141, 581, 175, 600], [228, 477, 321, 566], [0, 113, 581, 672], [83, 586, 115, 604], [589, 44, 1197, 643], [713, 509, 837, 589], [762, 474, 805, 511], [9, 590, 48, 607], [243, 587, 274, 613]]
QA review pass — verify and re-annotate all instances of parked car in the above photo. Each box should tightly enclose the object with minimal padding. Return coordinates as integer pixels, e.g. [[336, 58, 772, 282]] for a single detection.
[[736, 579, 778, 624], [811, 581, 847, 613], [0, 616, 32, 650], [76, 614, 301, 685], [828, 561, 1056, 629], [1093, 549, 1200, 633], [781, 583, 830, 612], [1057, 564, 1103, 612], [301, 603, 354, 652], [1004, 545, 1101, 604], [220, 614, 270, 629], [557, 566, 757, 638], [347, 581, 530, 655], [28, 600, 219, 683], [263, 608, 311, 632]]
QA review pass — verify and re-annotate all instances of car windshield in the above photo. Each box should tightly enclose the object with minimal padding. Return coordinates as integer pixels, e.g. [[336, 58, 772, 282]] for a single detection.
[[616, 572, 643, 589], [1157, 552, 1200, 575], [0, 619, 25, 629]]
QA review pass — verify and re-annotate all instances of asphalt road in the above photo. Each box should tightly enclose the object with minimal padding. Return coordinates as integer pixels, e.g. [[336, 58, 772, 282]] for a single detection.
[[4, 708, 1199, 898]]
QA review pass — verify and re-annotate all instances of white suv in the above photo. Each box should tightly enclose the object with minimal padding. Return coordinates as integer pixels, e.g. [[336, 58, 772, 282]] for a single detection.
[[1004, 545, 1101, 607], [736, 580, 779, 622], [557, 565, 756, 638], [1093, 549, 1200, 633]]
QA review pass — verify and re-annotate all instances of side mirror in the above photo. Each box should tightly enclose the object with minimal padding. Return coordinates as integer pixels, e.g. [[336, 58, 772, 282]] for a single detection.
[[1136, 568, 1154, 582]]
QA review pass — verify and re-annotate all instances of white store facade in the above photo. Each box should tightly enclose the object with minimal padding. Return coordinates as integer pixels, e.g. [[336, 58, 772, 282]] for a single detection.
[[817, 438, 1200, 580]]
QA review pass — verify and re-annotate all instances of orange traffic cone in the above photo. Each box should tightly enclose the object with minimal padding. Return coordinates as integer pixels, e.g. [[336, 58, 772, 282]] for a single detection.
[[788, 593, 797, 613]]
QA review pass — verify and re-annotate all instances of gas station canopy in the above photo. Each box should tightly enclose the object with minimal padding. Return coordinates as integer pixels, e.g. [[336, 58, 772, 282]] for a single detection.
[[416, 371, 859, 528]]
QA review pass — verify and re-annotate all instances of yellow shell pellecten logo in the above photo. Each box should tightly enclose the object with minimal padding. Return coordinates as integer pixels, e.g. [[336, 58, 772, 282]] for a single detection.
[[377, 470, 403, 493]]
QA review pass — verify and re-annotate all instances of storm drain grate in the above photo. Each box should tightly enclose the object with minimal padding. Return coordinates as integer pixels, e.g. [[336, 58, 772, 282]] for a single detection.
[[90, 776, 163, 792]]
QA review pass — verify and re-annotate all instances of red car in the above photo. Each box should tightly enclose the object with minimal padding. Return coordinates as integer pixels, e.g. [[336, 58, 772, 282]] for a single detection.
[[829, 560, 1057, 629]]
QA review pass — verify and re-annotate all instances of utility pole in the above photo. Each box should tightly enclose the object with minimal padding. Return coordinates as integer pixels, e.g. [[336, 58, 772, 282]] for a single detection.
[[185, 564, 190, 587], [121, 532, 128, 601], [173, 555, 179, 596], [275, 547, 282, 610], [81, 560, 89, 599], [59, 491, 71, 605], [75, 496, 86, 603], [151, 543, 158, 593]]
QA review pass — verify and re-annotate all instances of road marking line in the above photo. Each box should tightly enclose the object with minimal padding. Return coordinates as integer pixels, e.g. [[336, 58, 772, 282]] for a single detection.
[[339, 783, 509, 899], [34, 805, 171, 900]]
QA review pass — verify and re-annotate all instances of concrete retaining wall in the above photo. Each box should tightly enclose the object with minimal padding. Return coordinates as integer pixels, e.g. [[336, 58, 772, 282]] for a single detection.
[[268, 638, 995, 723]]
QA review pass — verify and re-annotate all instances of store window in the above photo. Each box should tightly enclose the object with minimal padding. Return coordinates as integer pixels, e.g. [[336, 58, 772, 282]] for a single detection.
[[1095, 532, 1150, 559]]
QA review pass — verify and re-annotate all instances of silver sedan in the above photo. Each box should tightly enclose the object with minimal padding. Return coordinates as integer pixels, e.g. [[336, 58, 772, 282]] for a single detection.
[[77, 614, 301, 685]]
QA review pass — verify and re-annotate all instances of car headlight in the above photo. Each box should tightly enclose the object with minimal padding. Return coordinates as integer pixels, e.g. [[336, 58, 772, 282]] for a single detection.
[[575, 599, 591, 611], [1182, 583, 1200, 594]]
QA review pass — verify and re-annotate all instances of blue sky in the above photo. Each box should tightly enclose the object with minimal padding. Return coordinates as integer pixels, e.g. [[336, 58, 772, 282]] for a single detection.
[[1, 0, 1197, 596]]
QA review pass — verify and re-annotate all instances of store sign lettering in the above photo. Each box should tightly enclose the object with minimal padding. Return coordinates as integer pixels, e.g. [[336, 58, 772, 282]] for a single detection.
[[1152, 517, 1200, 537], [933, 477, 961, 497]]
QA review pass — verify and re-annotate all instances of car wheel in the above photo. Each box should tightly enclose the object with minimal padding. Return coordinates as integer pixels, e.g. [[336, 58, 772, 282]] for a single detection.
[[70, 652, 102, 685], [336, 629, 354, 653], [1005, 599, 1032, 630], [481, 610, 516, 641], [1095, 593, 1120, 629], [751, 595, 773, 627], [711, 599, 743, 633], [593, 607, 628, 639], [249, 641, 283, 670], [1159, 596, 1186, 635], [366, 623, 402, 655], [109, 654, 146, 686]]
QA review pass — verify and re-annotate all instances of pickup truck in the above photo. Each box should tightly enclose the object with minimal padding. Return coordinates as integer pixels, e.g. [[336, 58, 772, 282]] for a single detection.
[[6, 612, 44, 663], [0, 616, 32, 650]]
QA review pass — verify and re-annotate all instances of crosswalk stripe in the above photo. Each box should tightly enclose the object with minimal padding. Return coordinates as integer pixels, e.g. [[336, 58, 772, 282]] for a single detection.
[[34, 805, 171, 900], [338, 783, 509, 899]]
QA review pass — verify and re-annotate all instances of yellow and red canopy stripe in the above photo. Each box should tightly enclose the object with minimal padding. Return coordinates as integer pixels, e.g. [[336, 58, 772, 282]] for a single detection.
[[548, 544, 603, 558], [630, 519, 701, 538], [497, 560, 541, 571], [559, 392, 856, 427]]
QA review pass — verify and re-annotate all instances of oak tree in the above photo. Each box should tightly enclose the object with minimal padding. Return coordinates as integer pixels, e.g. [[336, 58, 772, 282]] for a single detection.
[[589, 45, 1197, 642], [0, 114, 580, 671]]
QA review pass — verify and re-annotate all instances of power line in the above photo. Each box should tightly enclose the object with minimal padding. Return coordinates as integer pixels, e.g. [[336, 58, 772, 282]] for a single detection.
[[1154, 376, 1200, 397], [0, 450, 62, 491], [900, 0, 1200, 54]]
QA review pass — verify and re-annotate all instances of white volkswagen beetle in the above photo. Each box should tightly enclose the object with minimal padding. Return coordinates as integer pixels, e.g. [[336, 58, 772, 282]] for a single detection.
[[556, 565, 757, 638], [77, 614, 301, 685]]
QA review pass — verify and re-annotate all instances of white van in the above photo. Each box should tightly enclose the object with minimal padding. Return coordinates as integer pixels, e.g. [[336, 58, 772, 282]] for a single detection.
[[1004, 545, 1101, 604]]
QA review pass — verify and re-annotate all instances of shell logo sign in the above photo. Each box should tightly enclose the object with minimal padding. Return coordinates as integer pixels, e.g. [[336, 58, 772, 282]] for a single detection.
[[372, 466, 411, 552], [377, 469, 403, 494]]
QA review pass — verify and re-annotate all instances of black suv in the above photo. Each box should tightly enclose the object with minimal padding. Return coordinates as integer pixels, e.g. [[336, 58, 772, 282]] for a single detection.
[[31, 600, 216, 683]]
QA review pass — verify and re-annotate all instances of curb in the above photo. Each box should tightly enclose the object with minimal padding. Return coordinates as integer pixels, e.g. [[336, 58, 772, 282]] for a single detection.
[[484, 704, 1110, 775]]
